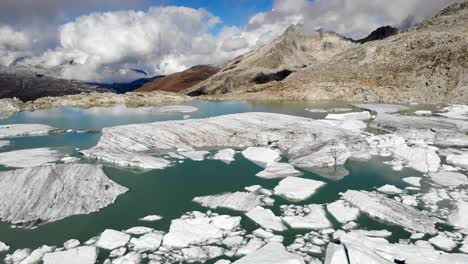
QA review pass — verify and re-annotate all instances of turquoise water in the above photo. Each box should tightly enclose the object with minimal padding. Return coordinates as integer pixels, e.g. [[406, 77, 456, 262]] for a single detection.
[[0, 100, 420, 262]]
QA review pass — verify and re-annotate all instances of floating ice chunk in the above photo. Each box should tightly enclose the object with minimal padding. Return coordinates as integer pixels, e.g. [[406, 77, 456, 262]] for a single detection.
[[0, 140, 9, 148], [438, 105, 468, 120], [429, 234, 457, 251], [19, 245, 54, 264], [403, 177, 422, 187], [245, 206, 287, 232], [325, 232, 468, 264], [256, 163, 303, 179], [377, 184, 403, 195], [129, 232, 164, 252], [0, 164, 128, 225], [182, 246, 224, 262], [112, 252, 142, 264], [125, 226, 154, 235], [0, 241, 9, 252], [5, 249, 31, 263], [61, 156, 80, 164], [352, 103, 409, 114], [428, 171, 468, 187], [448, 201, 468, 229], [326, 200, 360, 224], [178, 150, 209, 161], [342, 190, 437, 234], [415, 110, 432, 116], [42, 246, 97, 264], [64, 239, 80, 249], [325, 111, 371, 121], [233, 242, 304, 264], [352, 229, 392, 238], [151, 105, 198, 113], [0, 148, 62, 168], [274, 177, 325, 202], [162, 215, 239, 249], [96, 229, 131, 250], [0, 124, 57, 139], [139, 215, 163, 222], [109, 247, 126, 258], [213, 149, 236, 164], [236, 238, 265, 257], [318, 119, 368, 132], [446, 153, 468, 169], [282, 204, 331, 230], [193, 192, 262, 212], [242, 147, 281, 168]]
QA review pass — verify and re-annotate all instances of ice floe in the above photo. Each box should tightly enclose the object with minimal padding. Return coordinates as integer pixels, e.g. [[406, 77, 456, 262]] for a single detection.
[[403, 176, 422, 187], [213, 148, 236, 164], [0, 148, 62, 168], [325, 232, 468, 264], [0, 241, 9, 252], [0, 140, 9, 148], [20, 245, 55, 264], [0, 164, 128, 225], [326, 200, 360, 224], [377, 184, 403, 195], [428, 171, 468, 187], [96, 229, 131, 250], [438, 105, 468, 120], [325, 111, 371, 121], [162, 213, 240, 249], [429, 234, 457, 251], [81, 112, 365, 175], [233, 242, 304, 264], [245, 206, 287, 232], [242, 147, 281, 168], [0, 124, 57, 139], [193, 192, 262, 212], [177, 149, 209, 161], [282, 204, 331, 230], [448, 201, 468, 229], [139, 215, 163, 222], [446, 153, 468, 169], [342, 190, 437, 234], [129, 232, 164, 252], [42, 246, 97, 264], [256, 163, 303, 179], [125, 226, 154, 235], [352, 103, 409, 113], [273, 177, 325, 202]]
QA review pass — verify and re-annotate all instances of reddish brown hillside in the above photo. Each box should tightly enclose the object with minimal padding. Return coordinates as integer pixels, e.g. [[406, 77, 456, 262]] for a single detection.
[[135, 65, 220, 93]]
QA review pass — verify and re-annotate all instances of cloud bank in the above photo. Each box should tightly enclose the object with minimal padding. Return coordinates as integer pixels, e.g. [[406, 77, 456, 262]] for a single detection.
[[0, 0, 463, 82]]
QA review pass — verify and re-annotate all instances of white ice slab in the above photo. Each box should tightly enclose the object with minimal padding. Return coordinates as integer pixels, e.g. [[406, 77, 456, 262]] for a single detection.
[[274, 177, 325, 202]]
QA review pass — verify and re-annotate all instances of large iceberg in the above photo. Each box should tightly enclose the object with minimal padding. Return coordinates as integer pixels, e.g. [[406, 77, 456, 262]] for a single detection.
[[342, 190, 437, 234], [233, 242, 304, 264], [0, 148, 62, 168], [193, 192, 262, 212], [81, 113, 365, 174], [0, 164, 128, 225]]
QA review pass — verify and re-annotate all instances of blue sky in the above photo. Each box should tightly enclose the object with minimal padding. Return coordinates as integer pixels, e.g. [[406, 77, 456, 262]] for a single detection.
[[146, 0, 273, 29]]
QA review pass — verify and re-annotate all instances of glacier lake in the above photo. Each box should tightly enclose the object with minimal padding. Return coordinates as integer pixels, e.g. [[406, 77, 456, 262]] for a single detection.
[[0, 100, 466, 263]]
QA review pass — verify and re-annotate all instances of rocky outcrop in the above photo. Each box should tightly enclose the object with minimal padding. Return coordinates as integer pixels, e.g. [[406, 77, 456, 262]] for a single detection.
[[136, 65, 220, 93], [0, 65, 108, 102], [184, 25, 356, 96], [0, 164, 128, 226], [186, 3, 468, 104]]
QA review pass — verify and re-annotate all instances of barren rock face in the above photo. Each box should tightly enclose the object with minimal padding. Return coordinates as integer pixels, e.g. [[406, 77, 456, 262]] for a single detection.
[[0, 164, 128, 226], [186, 3, 468, 104], [136, 65, 220, 93]]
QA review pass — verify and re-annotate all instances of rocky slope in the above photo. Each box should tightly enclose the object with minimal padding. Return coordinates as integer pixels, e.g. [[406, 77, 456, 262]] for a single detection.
[[185, 2, 468, 104], [0, 65, 109, 102], [184, 25, 356, 96], [135, 65, 220, 93]]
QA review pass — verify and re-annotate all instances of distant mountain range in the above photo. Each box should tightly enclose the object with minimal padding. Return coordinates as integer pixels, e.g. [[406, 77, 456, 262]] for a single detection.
[[184, 2, 468, 104], [135, 65, 220, 93]]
